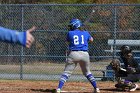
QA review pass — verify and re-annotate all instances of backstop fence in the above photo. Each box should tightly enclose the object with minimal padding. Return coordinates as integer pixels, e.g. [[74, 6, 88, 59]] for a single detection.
[[0, 4, 140, 81]]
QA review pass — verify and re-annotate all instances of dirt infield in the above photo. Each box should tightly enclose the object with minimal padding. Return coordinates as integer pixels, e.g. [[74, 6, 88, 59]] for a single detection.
[[0, 80, 139, 93]]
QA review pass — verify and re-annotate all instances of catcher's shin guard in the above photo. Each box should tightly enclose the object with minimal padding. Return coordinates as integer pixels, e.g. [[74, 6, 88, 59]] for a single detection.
[[115, 80, 136, 91]]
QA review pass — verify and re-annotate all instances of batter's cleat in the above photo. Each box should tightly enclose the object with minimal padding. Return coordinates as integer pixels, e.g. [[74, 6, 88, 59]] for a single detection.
[[56, 88, 61, 93], [94, 88, 100, 93], [129, 84, 138, 92]]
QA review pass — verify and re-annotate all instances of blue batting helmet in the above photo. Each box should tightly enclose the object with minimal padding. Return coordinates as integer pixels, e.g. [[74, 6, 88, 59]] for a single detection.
[[69, 19, 83, 29]]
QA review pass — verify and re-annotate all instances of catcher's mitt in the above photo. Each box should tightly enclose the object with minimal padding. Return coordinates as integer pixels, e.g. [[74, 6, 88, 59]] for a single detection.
[[110, 59, 121, 72]]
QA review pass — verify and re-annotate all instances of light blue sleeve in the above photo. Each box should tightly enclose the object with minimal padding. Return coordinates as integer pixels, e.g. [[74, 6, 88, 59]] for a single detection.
[[0, 26, 26, 46]]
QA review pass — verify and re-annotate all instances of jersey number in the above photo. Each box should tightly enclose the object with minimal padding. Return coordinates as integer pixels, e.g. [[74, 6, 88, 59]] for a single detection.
[[73, 35, 84, 45]]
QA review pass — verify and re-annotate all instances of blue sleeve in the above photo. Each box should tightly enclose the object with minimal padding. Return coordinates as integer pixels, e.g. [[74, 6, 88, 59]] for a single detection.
[[66, 33, 70, 42], [87, 31, 92, 41], [0, 26, 26, 46]]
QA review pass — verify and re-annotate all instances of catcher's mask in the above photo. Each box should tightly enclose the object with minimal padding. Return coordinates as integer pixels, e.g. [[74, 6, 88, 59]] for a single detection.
[[120, 45, 132, 58], [68, 19, 83, 30]]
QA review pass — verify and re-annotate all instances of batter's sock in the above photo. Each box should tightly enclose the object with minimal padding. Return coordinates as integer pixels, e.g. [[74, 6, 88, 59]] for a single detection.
[[86, 74, 97, 89], [57, 74, 69, 90]]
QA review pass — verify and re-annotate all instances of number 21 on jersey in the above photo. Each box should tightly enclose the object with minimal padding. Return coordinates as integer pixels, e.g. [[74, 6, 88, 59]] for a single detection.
[[73, 35, 84, 45]]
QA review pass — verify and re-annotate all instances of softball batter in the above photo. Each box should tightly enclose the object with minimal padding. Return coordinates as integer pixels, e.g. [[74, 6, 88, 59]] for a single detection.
[[56, 19, 100, 93]]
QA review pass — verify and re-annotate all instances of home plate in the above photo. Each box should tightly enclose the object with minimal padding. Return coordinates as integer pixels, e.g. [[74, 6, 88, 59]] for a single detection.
[[59, 91, 92, 93]]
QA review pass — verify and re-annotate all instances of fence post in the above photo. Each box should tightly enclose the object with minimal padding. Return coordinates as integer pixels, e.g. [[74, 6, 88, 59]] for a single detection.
[[113, 6, 117, 59], [20, 4, 24, 80], [113, 6, 117, 82]]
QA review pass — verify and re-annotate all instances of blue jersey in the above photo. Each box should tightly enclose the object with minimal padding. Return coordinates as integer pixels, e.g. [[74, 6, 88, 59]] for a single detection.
[[0, 26, 26, 46], [67, 29, 92, 51]]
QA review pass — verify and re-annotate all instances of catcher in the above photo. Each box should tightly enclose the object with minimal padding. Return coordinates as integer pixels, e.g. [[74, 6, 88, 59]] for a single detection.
[[110, 45, 140, 91]]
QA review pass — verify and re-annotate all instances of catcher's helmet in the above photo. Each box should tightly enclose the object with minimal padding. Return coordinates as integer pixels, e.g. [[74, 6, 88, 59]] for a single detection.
[[120, 45, 132, 53], [69, 19, 83, 29]]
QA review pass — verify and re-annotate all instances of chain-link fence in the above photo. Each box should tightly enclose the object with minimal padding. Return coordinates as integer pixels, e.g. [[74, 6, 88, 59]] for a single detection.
[[0, 4, 140, 81]]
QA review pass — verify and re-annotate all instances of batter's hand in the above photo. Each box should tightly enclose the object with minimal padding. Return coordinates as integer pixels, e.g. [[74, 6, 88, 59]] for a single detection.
[[26, 26, 36, 48]]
